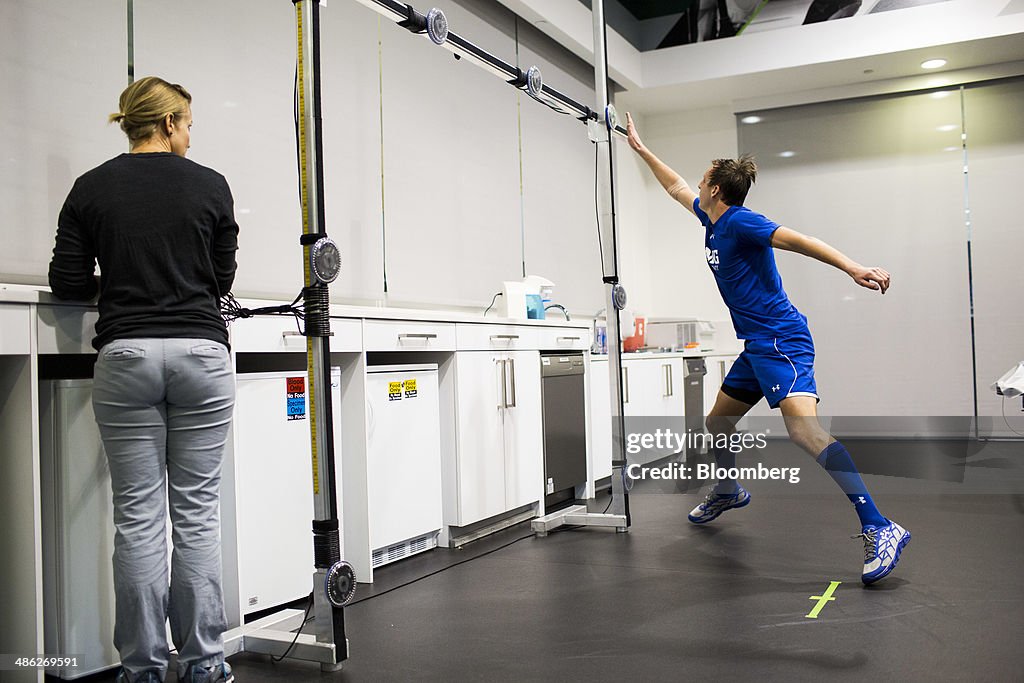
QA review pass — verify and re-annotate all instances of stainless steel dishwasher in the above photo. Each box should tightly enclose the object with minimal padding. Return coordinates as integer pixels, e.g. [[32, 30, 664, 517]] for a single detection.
[[540, 352, 587, 509]]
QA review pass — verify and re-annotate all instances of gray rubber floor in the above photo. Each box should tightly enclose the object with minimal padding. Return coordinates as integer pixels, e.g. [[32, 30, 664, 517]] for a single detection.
[[72, 439, 1024, 682]]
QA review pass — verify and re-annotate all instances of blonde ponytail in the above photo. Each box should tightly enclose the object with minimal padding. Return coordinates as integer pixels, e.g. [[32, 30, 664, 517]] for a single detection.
[[110, 76, 191, 143]]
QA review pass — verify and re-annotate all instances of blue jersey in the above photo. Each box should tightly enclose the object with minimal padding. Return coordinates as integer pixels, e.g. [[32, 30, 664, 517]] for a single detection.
[[694, 198, 807, 340]]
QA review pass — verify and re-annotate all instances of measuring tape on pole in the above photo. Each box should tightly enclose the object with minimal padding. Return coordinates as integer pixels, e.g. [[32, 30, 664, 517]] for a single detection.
[[294, 1, 322, 496]]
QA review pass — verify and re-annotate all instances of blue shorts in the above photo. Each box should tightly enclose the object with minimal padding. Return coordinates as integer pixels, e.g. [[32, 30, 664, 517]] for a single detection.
[[722, 331, 819, 409]]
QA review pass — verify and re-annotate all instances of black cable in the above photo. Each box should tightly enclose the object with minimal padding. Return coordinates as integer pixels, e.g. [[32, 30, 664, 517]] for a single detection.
[[220, 292, 305, 334], [346, 532, 534, 606], [595, 143, 606, 274], [544, 303, 569, 321], [1002, 396, 1024, 437], [270, 592, 314, 662], [527, 90, 573, 116], [483, 291, 502, 316], [346, 522, 584, 607]]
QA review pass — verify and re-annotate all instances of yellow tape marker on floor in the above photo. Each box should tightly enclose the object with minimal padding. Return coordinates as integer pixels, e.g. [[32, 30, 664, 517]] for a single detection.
[[806, 581, 842, 619]]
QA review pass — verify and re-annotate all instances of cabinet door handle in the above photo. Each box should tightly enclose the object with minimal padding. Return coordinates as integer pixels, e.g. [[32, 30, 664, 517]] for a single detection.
[[508, 357, 517, 408], [623, 366, 629, 404], [663, 363, 671, 398], [557, 336, 580, 342], [499, 359, 508, 409], [398, 333, 437, 340], [490, 334, 519, 340]]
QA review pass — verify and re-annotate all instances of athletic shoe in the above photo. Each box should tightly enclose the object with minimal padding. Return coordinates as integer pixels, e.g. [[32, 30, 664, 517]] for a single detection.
[[854, 520, 911, 585], [687, 485, 751, 524], [188, 662, 234, 683]]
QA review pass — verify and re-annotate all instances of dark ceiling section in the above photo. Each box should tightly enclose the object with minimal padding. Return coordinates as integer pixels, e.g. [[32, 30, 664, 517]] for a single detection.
[[619, 0, 695, 21]]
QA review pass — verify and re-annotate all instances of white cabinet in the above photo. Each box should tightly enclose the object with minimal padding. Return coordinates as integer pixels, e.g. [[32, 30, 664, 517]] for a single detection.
[[590, 355, 688, 479], [703, 354, 741, 415], [448, 351, 543, 529], [589, 358, 613, 482], [0, 304, 30, 354], [502, 354, 544, 510], [623, 356, 684, 418]]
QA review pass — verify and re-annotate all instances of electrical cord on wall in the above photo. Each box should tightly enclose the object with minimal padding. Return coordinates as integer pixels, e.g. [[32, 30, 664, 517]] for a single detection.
[[544, 303, 569, 320], [483, 291, 502, 316], [594, 143, 606, 275]]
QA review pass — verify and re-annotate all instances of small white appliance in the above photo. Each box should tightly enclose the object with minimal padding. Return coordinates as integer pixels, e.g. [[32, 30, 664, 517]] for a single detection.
[[356, 364, 442, 582]]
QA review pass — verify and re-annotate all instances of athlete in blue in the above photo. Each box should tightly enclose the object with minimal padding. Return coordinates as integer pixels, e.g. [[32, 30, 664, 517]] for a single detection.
[[626, 113, 909, 584]]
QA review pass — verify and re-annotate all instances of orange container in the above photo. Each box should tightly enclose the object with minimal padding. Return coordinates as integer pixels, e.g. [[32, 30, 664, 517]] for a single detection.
[[623, 317, 646, 352]]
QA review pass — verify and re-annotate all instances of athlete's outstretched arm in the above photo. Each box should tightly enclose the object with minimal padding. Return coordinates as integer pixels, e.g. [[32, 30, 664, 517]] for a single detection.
[[625, 112, 697, 215], [771, 226, 891, 294]]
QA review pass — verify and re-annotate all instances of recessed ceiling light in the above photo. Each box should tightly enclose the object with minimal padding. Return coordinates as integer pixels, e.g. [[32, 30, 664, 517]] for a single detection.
[[741, 115, 762, 124], [936, 124, 958, 132], [943, 146, 959, 152], [921, 59, 947, 70], [930, 91, 952, 99], [778, 151, 796, 158]]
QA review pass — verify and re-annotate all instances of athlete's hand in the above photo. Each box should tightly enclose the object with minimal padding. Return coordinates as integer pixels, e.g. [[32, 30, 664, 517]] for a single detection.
[[851, 266, 891, 294], [626, 112, 645, 153]]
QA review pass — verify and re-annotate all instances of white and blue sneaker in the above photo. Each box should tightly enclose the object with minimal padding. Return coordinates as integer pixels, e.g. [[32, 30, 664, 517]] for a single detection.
[[188, 662, 234, 683], [855, 520, 911, 585], [687, 485, 751, 524]]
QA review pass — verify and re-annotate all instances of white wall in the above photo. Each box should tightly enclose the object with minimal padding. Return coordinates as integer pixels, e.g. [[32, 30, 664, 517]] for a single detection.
[[2, 0, 619, 318], [622, 84, 1023, 427], [618, 106, 736, 325], [1, 1, 127, 284]]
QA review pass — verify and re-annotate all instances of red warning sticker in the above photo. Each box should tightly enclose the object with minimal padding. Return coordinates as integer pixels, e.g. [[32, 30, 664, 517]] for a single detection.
[[287, 377, 305, 394]]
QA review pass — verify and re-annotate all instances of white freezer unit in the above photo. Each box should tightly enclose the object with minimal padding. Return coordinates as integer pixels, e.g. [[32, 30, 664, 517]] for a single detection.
[[40, 379, 121, 679], [346, 364, 442, 582], [232, 368, 342, 616]]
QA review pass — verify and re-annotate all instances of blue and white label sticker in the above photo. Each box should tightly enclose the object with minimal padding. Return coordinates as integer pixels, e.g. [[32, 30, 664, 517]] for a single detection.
[[287, 377, 306, 420]]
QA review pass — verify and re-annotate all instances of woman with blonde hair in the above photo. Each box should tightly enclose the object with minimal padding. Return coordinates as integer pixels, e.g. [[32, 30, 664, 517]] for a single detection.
[[49, 76, 238, 683]]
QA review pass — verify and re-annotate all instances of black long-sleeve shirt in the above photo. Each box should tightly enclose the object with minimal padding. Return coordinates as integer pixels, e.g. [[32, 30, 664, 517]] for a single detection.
[[49, 152, 239, 350]]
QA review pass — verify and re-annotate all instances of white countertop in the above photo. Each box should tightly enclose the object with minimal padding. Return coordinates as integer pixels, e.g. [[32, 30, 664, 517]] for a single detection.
[[2, 284, 589, 329], [591, 348, 741, 359]]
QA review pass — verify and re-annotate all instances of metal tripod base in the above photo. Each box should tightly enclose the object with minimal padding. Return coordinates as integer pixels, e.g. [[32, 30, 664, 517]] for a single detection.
[[223, 605, 347, 673], [531, 504, 628, 536]]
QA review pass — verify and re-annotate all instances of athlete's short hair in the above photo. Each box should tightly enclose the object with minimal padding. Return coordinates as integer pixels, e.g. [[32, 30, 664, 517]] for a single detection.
[[708, 155, 757, 206]]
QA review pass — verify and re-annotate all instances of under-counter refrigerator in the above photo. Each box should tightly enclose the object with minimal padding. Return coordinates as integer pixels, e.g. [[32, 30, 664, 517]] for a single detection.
[[40, 379, 119, 679], [353, 364, 442, 582], [232, 369, 341, 616]]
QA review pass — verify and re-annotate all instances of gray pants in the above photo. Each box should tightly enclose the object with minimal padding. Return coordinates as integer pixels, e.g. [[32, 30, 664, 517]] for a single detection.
[[93, 338, 235, 680]]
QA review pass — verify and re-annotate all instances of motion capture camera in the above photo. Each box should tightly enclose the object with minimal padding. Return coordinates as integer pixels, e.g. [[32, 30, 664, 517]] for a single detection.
[[508, 65, 544, 98], [397, 5, 448, 45], [309, 236, 341, 285], [326, 560, 357, 607]]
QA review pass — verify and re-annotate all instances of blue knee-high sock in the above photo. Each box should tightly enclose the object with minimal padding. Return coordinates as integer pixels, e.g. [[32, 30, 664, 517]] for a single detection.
[[816, 441, 887, 528], [712, 446, 739, 494]]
